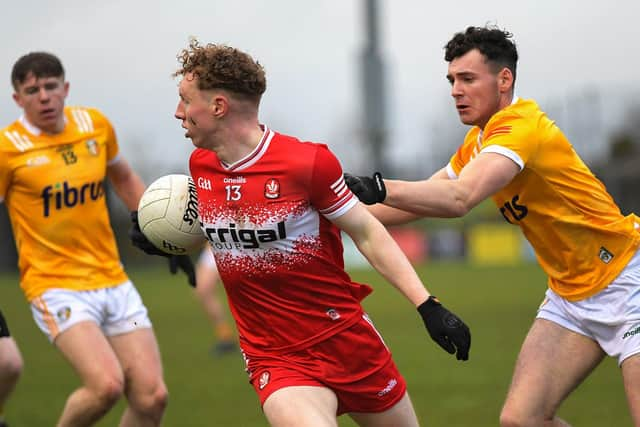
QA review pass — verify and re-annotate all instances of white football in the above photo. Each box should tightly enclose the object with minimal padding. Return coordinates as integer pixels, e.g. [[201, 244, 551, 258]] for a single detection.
[[137, 174, 206, 255]]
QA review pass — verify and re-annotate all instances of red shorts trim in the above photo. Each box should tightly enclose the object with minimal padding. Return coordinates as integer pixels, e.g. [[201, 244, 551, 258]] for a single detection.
[[245, 314, 407, 415]]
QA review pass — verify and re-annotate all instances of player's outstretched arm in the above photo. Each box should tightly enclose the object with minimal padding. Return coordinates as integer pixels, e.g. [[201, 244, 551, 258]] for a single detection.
[[348, 153, 520, 219], [129, 211, 196, 287], [343, 172, 432, 226], [332, 203, 470, 360]]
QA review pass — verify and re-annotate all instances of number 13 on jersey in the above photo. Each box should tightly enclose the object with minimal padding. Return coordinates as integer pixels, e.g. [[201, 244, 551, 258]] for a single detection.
[[226, 185, 241, 201]]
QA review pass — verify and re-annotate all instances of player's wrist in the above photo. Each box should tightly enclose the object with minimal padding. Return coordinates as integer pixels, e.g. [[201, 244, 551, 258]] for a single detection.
[[343, 172, 386, 205], [417, 295, 441, 318]]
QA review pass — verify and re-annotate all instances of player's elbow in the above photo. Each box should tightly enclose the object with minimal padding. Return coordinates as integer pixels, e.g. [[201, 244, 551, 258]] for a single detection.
[[449, 193, 475, 217], [449, 200, 471, 217]]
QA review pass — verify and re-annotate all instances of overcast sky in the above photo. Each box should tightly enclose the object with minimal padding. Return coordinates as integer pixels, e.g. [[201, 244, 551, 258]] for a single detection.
[[2, 0, 639, 178]]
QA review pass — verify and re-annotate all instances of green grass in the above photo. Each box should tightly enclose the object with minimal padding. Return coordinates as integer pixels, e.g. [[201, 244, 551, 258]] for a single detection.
[[0, 262, 630, 426]]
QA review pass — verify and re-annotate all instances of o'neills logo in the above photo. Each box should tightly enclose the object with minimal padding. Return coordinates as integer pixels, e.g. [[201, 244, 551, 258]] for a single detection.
[[224, 176, 246, 184], [259, 371, 270, 390], [377, 378, 398, 396], [265, 178, 280, 199], [623, 325, 640, 340], [182, 178, 199, 225]]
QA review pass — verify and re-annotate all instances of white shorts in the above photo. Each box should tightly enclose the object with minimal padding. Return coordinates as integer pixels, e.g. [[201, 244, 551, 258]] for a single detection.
[[537, 248, 640, 365], [30, 281, 152, 342]]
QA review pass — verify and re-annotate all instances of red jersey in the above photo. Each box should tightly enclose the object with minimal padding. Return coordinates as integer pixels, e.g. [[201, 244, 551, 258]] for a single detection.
[[190, 127, 372, 354]]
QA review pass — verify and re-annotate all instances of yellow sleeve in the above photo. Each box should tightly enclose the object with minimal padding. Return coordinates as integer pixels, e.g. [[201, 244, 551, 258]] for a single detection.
[[0, 133, 13, 200], [87, 108, 120, 164], [480, 113, 540, 170], [448, 128, 480, 177]]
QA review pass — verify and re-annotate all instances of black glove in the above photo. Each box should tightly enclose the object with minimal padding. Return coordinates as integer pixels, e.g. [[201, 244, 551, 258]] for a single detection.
[[343, 172, 386, 205], [418, 296, 471, 361], [129, 211, 167, 256], [169, 255, 196, 288], [129, 211, 196, 287]]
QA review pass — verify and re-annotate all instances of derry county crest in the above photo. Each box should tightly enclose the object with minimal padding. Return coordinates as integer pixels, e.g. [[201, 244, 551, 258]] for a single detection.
[[264, 178, 280, 199]]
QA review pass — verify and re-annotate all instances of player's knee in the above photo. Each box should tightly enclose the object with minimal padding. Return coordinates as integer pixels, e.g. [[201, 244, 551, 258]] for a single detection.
[[0, 354, 23, 384], [0, 345, 23, 383], [500, 402, 561, 427], [92, 376, 125, 409], [148, 382, 169, 415], [499, 407, 528, 427], [130, 381, 169, 417]]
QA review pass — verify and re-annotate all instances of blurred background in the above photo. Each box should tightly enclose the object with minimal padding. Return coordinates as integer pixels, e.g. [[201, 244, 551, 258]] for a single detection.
[[1, 0, 639, 269], [1, 1, 639, 425]]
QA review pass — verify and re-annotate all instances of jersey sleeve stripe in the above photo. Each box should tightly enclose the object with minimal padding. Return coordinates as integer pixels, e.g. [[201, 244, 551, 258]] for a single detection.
[[330, 175, 349, 198], [71, 108, 94, 133], [445, 163, 458, 179], [82, 109, 94, 132], [485, 125, 512, 140], [480, 145, 524, 170], [319, 194, 358, 220], [4, 130, 33, 151], [71, 109, 86, 132]]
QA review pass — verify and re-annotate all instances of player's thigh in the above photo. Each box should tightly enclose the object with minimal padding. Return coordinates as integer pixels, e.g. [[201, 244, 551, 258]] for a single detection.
[[263, 385, 339, 427], [621, 353, 640, 425], [108, 328, 165, 395], [503, 318, 605, 418], [348, 392, 419, 427], [55, 320, 124, 389]]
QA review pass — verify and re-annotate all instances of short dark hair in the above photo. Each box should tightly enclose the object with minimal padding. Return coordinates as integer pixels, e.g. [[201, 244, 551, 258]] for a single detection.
[[174, 39, 266, 104], [11, 52, 65, 90], [444, 26, 518, 83]]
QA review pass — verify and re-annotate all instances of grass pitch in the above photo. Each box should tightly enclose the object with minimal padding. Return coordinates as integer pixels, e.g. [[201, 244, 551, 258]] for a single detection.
[[0, 261, 630, 426]]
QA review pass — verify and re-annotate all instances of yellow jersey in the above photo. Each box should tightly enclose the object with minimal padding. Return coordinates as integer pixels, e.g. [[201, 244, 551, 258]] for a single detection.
[[447, 97, 640, 301], [0, 106, 128, 301]]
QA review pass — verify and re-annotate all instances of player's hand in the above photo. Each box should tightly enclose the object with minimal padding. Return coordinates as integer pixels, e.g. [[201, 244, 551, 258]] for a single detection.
[[169, 255, 196, 288], [343, 172, 386, 205], [129, 211, 167, 256], [418, 296, 471, 361], [129, 211, 197, 287]]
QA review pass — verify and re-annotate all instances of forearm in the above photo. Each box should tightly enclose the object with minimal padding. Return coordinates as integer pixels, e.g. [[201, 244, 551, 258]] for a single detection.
[[383, 179, 470, 218], [366, 204, 423, 226], [354, 218, 430, 307], [334, 203, 471, 360], [109, 171, 146, 211]]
